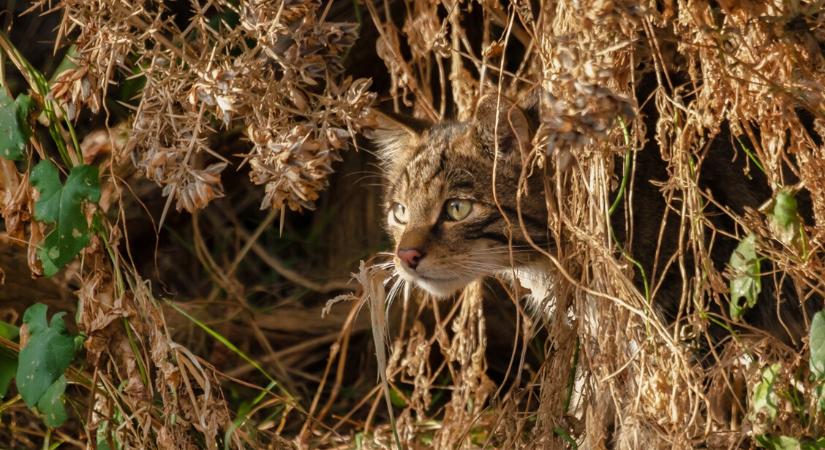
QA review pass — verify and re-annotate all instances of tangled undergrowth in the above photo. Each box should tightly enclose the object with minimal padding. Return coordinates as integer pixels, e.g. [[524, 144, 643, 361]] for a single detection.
[[0, 0, 824, 449]]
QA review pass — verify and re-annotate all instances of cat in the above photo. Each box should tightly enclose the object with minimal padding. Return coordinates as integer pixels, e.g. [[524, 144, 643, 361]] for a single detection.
[[370, 92, 814, 345], [371, 95, 555, 307]]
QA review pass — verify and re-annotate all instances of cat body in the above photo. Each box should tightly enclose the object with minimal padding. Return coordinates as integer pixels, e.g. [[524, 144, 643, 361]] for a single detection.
[[372, 93, 813, 344]]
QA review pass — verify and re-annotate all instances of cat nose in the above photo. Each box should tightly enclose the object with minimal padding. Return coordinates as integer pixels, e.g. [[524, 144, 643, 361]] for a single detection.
[[397, 248, 424, 270]]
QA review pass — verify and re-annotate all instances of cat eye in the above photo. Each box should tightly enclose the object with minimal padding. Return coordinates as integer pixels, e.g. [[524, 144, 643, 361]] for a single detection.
[[391, 202, 408, 224], [445, 199, 473, 221]]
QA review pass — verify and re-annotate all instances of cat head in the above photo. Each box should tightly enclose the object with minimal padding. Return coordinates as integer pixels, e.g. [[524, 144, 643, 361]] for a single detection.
[[371, 95, 549, 297]]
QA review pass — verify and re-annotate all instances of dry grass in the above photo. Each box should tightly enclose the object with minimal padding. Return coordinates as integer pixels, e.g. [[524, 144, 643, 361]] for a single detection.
[[0, 0, 824, 449]]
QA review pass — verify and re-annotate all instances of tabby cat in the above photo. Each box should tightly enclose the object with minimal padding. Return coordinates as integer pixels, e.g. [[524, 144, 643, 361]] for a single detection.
[[372, 95, 554, 305], [372, 93, 812, 343]]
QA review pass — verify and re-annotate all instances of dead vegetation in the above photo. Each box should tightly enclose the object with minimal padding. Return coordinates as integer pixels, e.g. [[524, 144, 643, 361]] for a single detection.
[[0, 0, 824, 449]]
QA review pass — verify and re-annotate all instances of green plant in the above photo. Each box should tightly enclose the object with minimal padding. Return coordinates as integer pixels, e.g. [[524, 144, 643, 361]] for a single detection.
[[9, 304, 82, 428]]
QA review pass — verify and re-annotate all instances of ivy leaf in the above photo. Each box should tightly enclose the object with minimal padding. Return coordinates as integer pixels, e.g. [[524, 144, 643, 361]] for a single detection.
[[729, 234, 761, 319], [37, 375, 68, 428], [30, 160, 101, 276], [810, 311, 825, 379], [751, 363, 780, 422], [769, 189, 803, 249], [17, 303, 76, 427], [0, 320, 19, 399], [0, 90, 33, 160]]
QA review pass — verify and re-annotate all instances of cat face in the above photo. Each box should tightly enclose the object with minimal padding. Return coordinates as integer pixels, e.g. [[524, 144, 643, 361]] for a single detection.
[[373, 96, 549, 297]]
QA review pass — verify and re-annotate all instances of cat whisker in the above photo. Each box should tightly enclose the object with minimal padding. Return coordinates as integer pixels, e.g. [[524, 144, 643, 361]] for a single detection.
[[465, 250, 536, 256], [470, 246, 537, 251], [433, 258, 519, 269], [476, 244, 537, 249], [354, 177, 389, 186], [346, 169, 384, 178], [470, 246, 540, 251], [385, 275, 406, 319], [431, 263, 509, 275]]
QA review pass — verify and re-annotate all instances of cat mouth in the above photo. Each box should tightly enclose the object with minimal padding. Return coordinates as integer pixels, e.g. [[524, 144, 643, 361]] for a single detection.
[[414, 273, 457, 282], [400, 269, 460, 284], [396, 265, 475, 297]]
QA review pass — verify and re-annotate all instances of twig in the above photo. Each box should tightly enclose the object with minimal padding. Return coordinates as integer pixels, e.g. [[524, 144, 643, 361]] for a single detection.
[[221, 207, 353, 294]]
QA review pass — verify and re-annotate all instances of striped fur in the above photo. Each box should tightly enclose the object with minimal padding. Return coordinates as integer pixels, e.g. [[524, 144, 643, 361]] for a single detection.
[[374, 96, 549, 298]]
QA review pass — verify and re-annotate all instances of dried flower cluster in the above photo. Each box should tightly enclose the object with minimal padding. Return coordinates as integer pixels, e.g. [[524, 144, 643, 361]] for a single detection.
[[247, 77, 374, 210], [42, 0, 373, 214], [533, 2, 640, 156]]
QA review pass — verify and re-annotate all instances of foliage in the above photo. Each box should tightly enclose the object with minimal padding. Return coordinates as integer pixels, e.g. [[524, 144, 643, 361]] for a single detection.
[[17, 304, 80, 427], [0, 321, 19, 399], [752, 363, 780, 421], [769, 189, 807, 252], [31, 161, 100, 276], [729, 234, 761, 319], [756, 435, 825, 450], [812, 312, 825, 379], [0, 90, 32, 160]]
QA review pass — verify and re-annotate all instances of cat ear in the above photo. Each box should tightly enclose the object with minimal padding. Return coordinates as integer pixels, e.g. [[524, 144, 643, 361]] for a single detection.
[[367, 109, 431, 164], [474, 94, 532, 159]]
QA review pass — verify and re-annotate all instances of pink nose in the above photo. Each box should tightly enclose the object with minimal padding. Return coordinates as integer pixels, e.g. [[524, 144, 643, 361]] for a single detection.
[[397, 248, 424, 270]]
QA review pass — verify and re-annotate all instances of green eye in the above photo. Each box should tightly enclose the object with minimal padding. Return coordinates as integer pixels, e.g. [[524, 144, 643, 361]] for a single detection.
[[445, 199, 473, 221], [391, 202, 408, 224]]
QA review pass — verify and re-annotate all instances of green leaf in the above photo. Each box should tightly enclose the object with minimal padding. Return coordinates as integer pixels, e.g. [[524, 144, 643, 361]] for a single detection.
[[48, 46, 79, 84], [30, 161, 101, 276], [96, 419, 114, 450], [810, 311, 825, 379], [0, 319, 20, 399], [769, 189, 803, 248], [0, 352, 16, 399], [16, 304, 76, 427], [553, 426, 578, 449], [805, 438, 825, 450], [729, 234, 761, 319], [0, 90, 33, 160], [756, 435, 800, 450], [389, 387, 407, 408], [117, 69, 146, 104], [0, 320, 19, 340], [773, 190, 799, 229], [37, 375, 68, 428], [756, 435, 825, 450], [752, 363, 780, 422]]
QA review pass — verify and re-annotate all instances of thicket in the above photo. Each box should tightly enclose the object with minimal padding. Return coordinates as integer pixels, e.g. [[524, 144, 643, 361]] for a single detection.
[[0, 1, 824, 449]]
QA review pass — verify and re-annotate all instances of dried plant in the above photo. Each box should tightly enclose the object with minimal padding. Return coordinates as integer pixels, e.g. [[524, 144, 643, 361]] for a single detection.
[[0, 0, 823, 449]]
